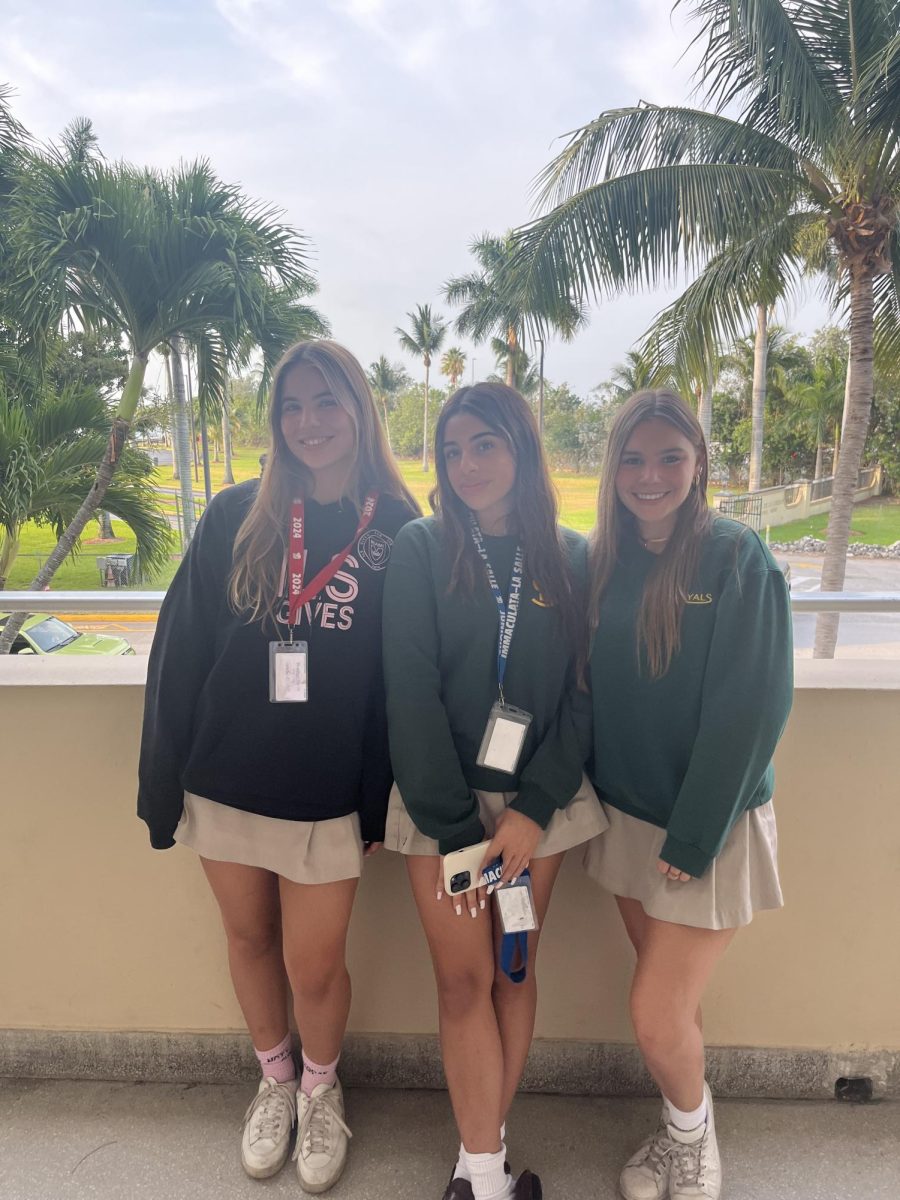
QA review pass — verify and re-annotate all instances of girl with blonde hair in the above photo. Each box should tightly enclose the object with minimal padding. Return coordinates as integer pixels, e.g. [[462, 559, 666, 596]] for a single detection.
[[139, 340, 418, 1192], [583, 390, 792, 1200]]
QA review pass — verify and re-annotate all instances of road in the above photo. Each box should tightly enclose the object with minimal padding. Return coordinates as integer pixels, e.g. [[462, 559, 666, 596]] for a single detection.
[[59, 554, 900, 659]]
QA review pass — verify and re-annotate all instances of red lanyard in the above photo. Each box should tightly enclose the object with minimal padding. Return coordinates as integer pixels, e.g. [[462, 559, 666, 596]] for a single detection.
[[288, 493, 379, 627]]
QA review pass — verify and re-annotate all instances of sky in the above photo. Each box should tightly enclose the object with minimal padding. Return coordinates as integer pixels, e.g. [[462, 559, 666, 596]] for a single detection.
[[0, 0, 830, 397]]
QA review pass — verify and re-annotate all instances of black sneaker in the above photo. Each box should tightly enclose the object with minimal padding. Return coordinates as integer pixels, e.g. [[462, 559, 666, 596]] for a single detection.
[[514, 1169, 543, 1199], [441, 1161, 513, 1200]]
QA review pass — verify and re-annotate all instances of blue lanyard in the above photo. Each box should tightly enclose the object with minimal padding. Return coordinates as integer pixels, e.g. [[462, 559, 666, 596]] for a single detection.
[[499, 869, 531, 985], [470, 516, 524, 703]]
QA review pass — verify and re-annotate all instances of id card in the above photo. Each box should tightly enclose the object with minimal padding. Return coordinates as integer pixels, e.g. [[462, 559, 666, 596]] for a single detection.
[[269, 641, 309, 703], [476, 702, 532, 774], [495, 877, 539, 934]]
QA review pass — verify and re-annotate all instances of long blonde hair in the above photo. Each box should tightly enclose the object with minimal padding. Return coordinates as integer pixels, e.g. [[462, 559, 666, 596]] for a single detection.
[[229, 339, 419, 620], [589, 390, 710, 678]]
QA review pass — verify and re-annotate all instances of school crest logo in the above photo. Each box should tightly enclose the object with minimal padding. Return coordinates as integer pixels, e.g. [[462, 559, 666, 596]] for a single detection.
[[357, 528, 393, 571]]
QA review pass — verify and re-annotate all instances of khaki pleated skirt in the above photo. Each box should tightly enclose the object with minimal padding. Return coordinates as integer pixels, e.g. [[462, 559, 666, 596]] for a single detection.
[[384, 773, 609, 857], [174, 793, 364, 884], [581, 800, 783, 930]]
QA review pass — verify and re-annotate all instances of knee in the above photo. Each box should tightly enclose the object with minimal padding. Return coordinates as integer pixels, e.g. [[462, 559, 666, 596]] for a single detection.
[[435, 963, 493, 1019], [224, 918, 281, 963], [285, 952, 347, 1005], [630, 985, 686, 1061]]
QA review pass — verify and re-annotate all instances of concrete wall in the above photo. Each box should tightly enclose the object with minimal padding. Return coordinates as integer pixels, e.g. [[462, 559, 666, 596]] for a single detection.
[[717, 465, 884, 529], [1, 658, 899, 1084]]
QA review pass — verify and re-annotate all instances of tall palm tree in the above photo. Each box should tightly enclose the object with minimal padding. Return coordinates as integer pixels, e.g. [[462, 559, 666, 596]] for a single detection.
[[789, 353, 846, 480], [396, 304, 447, 470], [440, 347, 467, 393], [510, 0, 900, 656], [1, 148, 314, 651], [367, 356, 408, 448], [444, 232, 586, 388]]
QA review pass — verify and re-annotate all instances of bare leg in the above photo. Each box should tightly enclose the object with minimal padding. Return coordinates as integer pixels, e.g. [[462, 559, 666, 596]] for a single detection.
[[201, 857, 288, 1049], [279, 875, 359, 1064], [617, 895, 704, 1033], [491, 852, 565, 1120], [621, 903, 735, 1111], [407, 855, 503, 1155]]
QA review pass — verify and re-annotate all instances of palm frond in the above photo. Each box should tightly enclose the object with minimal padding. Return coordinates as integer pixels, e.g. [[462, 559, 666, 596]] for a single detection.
[[512, 163, 801, 307], [873, 227, 900, 362], [100, 477, 174, 579], [681, 0, 847, 154]]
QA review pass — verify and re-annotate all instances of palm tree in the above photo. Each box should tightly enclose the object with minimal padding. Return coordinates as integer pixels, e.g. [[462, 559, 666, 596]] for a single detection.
[[789, 353, 846, 480], [396, 304, 448, 470], [489, 339, 538, 396], [444, 231, 586, 388], [367, 356, 408, 448], [510, 0, 900, 656], [0, 381, 171, 590], [440, 346, 467, 393], [1, 146, 314, 651], [601, 349, 672, 399]]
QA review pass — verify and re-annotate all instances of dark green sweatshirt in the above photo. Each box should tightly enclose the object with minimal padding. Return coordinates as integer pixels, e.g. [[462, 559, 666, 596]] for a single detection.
[[589, 517, 793, 878], [383, 517, 589, 854]]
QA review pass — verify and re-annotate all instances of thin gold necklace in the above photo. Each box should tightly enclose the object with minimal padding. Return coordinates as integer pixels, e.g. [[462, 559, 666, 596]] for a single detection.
[[641, 535, 670, 549]]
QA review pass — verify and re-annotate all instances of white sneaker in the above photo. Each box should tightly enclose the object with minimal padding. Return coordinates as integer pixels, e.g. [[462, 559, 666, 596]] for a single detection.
[[619, 1110, 677, 1200], [240, 1076, 298, 1179], [293, 1079, 352, 1194], [667, 1084, 722, 1199]]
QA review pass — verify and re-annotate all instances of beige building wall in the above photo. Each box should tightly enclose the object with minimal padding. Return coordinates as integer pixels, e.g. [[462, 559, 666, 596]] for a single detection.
[[1, 658, 898, 1053]]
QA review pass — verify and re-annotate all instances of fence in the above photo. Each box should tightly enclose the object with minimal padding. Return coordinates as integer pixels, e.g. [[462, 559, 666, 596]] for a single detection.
[[717, 465, 884, 530]]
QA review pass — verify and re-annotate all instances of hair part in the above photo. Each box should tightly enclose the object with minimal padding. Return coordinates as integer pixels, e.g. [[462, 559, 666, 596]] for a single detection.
[[431, 382, 585, 672], [229, 339, 419, 621], [589, 389, 711, 678]]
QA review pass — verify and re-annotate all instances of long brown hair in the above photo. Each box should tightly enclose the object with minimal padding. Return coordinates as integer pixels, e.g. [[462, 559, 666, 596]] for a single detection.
[[432, 382, 583, 665], [229, 339, 419, 620], [589, 390, 711, 678]]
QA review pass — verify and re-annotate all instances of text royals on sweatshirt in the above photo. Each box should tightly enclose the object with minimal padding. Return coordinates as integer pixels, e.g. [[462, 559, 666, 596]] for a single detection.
[[589, 516, 793, 878], [138, 480, 415, 848], [383, 516, 591, 855]]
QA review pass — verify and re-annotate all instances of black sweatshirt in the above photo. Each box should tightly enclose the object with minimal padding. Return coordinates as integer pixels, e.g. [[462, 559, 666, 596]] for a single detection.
[[138, 481, 415, 848]]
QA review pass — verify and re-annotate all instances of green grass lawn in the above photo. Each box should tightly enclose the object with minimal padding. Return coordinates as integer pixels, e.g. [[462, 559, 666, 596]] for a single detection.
[[768, 498, 900, 545], [10, 443, 894, 592]]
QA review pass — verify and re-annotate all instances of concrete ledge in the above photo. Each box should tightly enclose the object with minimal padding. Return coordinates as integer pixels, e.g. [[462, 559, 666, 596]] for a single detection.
[[4, 1029, 898, 1100]]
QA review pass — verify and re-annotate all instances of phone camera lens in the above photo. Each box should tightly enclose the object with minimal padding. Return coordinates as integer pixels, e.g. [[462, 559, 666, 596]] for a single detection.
[[450, 871, 471, 894]]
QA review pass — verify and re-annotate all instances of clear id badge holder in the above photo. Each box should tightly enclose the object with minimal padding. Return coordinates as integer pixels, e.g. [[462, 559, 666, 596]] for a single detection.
[[495, 871, 539, 934], [475, 701, 532, 775], [269, 640, 309, 703]]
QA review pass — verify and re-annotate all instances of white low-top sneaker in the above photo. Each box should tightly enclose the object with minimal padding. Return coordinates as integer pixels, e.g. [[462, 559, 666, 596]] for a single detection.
[[293, 1078, 353, 1194], [619, 1110, 677, 1200], [240, 1076, 298, 1179], [667, 1084, 722, 1199]]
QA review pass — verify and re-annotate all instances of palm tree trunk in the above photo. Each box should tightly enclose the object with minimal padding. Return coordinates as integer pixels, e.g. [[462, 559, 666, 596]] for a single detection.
[[166, 356, 180, 482], [222, 387, 236, 485], [749, 303, 768, 492], [814, 268, 875, 658], [381, 397, 392, 451], [698, 370, 714, 446], [0, 530, 20, 590], [0, 354, 148, 653], [98, 511, 115, 539], [814, 442, 824, 481], [506, 327, 517, 388], [422, 358, 430, 473], [199, 409, 213, 504], [170, 337, 197, 548]]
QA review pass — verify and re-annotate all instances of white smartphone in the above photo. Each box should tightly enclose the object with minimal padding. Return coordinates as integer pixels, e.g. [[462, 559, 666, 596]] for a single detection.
[[443, 841, 499, 896]]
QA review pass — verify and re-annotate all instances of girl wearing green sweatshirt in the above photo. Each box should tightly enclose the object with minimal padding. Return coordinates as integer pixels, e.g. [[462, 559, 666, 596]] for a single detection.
[[584, 391, 792, 1200], [383, 383, 606, 1200]]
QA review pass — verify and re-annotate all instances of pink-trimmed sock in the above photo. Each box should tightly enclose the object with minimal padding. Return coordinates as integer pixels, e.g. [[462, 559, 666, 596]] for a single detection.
[[300, 1050, 340, 1098], [254, 1033, 296, 1084]]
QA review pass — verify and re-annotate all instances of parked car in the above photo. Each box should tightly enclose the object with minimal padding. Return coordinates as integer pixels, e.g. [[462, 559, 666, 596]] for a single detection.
[[0, 613, 135, 656]]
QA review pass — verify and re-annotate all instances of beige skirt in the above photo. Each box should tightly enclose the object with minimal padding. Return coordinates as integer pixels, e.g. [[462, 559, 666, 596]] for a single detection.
[[174, 793, 364, 885], [582, 801, 783, 930], [384, 773, 609, 857]]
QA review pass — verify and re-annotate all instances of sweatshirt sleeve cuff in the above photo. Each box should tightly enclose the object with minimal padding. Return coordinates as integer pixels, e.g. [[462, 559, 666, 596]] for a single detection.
[[438, 817, 486, 857], [660, 834, 713, 878], [509, 783, 558, 831]]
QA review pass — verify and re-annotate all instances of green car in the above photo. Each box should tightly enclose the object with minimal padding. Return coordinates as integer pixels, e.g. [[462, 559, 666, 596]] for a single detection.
[[0, 613, 135, 656]]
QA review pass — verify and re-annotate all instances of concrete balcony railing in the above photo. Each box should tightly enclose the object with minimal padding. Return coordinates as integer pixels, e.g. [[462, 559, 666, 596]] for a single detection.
[[1, 593, 899, 1105]]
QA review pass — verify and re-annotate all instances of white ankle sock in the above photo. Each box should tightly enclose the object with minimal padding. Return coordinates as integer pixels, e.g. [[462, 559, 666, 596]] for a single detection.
[[455, 1125, 505, 1182], [664, 1091, 708, 1132], [463, 1145, 511, 1199]]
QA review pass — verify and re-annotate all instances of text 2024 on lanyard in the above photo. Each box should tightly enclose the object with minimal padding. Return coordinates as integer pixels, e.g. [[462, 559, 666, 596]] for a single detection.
[[470, 514, 533, 774], [269, 493, 378, 703]]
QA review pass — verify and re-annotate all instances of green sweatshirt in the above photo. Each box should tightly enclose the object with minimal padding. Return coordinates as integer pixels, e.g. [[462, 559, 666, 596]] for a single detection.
[[383, 516, 589, 854], [590, 517, 793, 878]]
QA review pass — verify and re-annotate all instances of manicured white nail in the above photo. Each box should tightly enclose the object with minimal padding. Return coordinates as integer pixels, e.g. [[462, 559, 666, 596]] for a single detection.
[[479, 898, 486, 910], [510, 876, 518, 885], [436, 889, 443, 901], [486, 885, 495, 896], [455, 903, 462, 916]]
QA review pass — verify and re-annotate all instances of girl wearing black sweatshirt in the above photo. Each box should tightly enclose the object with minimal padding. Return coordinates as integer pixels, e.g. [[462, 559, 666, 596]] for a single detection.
[[139, 340, 418, 1191]]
